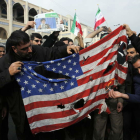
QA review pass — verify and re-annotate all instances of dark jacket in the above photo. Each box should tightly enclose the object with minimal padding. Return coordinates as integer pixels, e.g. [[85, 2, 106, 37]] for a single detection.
[[0, 45, 68, 140], [129, 34, 140, 54], [127, 74, 140, 103]]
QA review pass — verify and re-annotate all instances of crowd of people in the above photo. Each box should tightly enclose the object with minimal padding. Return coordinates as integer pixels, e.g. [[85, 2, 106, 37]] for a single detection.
[[0, 21, 140, 140]]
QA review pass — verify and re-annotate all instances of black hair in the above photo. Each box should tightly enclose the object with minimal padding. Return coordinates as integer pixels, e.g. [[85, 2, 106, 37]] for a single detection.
[[100, 33, 109, 39], [68, 38, 73, 43], [127, 44, 135, 50], [131, 55, 140, 64], [8, 30, 30, 48], [30, 33, 42, 40], [41, 18, 46, 22], [60, 37, 69, 42], [138, 33, 140, 37]]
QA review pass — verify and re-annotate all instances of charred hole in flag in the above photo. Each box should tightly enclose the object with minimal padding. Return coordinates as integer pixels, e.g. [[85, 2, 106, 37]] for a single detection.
[[34, 64, 71, 79], [103, 63, 115, 75], [83, 56, 90, 64]]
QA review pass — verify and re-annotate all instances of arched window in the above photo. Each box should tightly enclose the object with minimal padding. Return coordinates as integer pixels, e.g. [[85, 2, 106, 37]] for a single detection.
[[0, 0, 7, 18], [13, 3, 24, 23], [0, 27, 7, 39]]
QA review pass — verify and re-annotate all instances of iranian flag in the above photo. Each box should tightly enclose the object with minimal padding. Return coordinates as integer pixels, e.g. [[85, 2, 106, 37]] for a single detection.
[[71, 13, 83, 36], [94, 8, 106, 30]]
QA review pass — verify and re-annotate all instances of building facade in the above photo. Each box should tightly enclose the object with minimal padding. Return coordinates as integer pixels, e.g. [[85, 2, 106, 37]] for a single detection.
[[0, 0, 94, 44]]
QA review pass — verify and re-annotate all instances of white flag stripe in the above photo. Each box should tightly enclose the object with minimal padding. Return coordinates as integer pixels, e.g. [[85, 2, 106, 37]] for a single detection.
[[79, 29, 126, 61], [81, 44, 118, 72], [29, 99, 105, 130], [95, 12, 104, 21], [24, 69, 115, 108]]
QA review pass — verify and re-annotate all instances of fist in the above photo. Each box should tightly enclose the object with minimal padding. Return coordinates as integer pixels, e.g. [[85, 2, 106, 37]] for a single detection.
[[9, 61, 24, 76]]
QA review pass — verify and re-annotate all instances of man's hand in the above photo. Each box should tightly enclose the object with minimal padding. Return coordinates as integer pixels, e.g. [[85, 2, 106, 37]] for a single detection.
[[123, 24, 134, 37], [117, 102, 123, 112], [108, 90, 122, 98], [67, 45, 80, 54], [2, 107, 7, 120], [9, 61, 24, 76], [21, 21, 35, 32], [53, 31, 60, 37], [78, 32, 82, 39]]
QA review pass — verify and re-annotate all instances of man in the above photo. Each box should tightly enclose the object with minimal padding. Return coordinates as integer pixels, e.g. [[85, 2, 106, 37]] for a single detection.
[[0, 30, 80, 140], [0, 43, 6, 58], [109, 54, 140, 140], [91, 28, 124, 140], [122, 44, 138, 140], [68, 38, 73, 46], [30, 33, 43, 46], [0, 43, 8, 140], [37, 18, 50, 29], [127, 44, 139, 62], [60, 37, 69, 45]]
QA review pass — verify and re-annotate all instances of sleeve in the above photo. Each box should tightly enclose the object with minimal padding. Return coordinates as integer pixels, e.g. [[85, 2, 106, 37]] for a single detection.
[[43, 44, 68, 61], [127, 81, 140, 103], [42, 32, 58, 48], [0, 69, 13, 89], [129, 34, 140, 54], [117, 84, 125, 103]]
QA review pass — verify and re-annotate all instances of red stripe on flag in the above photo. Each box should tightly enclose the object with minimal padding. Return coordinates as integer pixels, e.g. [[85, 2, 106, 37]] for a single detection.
[[31, 94, 108, 134]]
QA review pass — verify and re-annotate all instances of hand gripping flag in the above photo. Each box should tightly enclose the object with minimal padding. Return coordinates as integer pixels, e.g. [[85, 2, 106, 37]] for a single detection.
[[15, 26, 127, 134]]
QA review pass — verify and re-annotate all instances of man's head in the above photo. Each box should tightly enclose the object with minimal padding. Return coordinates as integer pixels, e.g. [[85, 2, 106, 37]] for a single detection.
[[30, 33, 42, 46], [9, 30, 32, 59], [138, 33, 140, 38], [60, 37, 69, 45], [41, 18, 46, 24], [0, 43, 5, 58], [132, 55, 140, 74], [127, 44, 138, 62], [68, 38, 73, 46]]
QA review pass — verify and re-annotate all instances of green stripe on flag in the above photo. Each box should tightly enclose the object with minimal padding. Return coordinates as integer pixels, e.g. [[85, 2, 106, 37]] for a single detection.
[[96, 8, 101, 16], [70, 13, 76, 34]]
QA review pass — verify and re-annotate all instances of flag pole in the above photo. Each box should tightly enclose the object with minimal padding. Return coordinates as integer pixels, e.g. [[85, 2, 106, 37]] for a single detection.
[[97, 4, 109, 27]]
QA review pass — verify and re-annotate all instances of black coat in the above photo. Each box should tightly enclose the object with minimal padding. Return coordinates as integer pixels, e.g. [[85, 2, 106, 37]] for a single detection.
[[0, 45, 68, 140]]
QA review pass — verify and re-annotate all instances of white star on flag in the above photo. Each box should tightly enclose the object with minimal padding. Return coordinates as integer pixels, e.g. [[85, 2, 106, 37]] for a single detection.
[[28, 66, 32, 70], [50, 88, 53, 91], [21, 87, 25, 91], [52, 68, 56, 71], [43, 84, 47, 88], [17, 78, 21, 82], [46, 65, 50, 68], [38, 88, 43, 92], [75, 70, 79, 73], [63, 65, 66, 69], [60, 85, 64, 90], [68, 59, 71, 63], [57, 63, 61, 66], [31, 84, 36, 88], [73, 62, 76, 66], [27, 76, 32, 79], [70, 82, 74, 86], [24, 80, 28, 85], [54, 83, 58, 86], [27, 90, 31, 94]]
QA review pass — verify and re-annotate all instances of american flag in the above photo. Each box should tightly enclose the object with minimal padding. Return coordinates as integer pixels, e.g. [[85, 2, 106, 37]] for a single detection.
[[15, 26, 128, 134]]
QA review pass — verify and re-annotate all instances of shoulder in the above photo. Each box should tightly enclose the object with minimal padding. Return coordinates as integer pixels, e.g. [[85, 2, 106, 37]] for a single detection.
[[133, 74, 140, 84], [0, 54, 10, 70]]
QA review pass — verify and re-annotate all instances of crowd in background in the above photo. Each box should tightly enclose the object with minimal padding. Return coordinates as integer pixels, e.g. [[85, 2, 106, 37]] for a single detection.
[[0, 21, 140, 140]]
